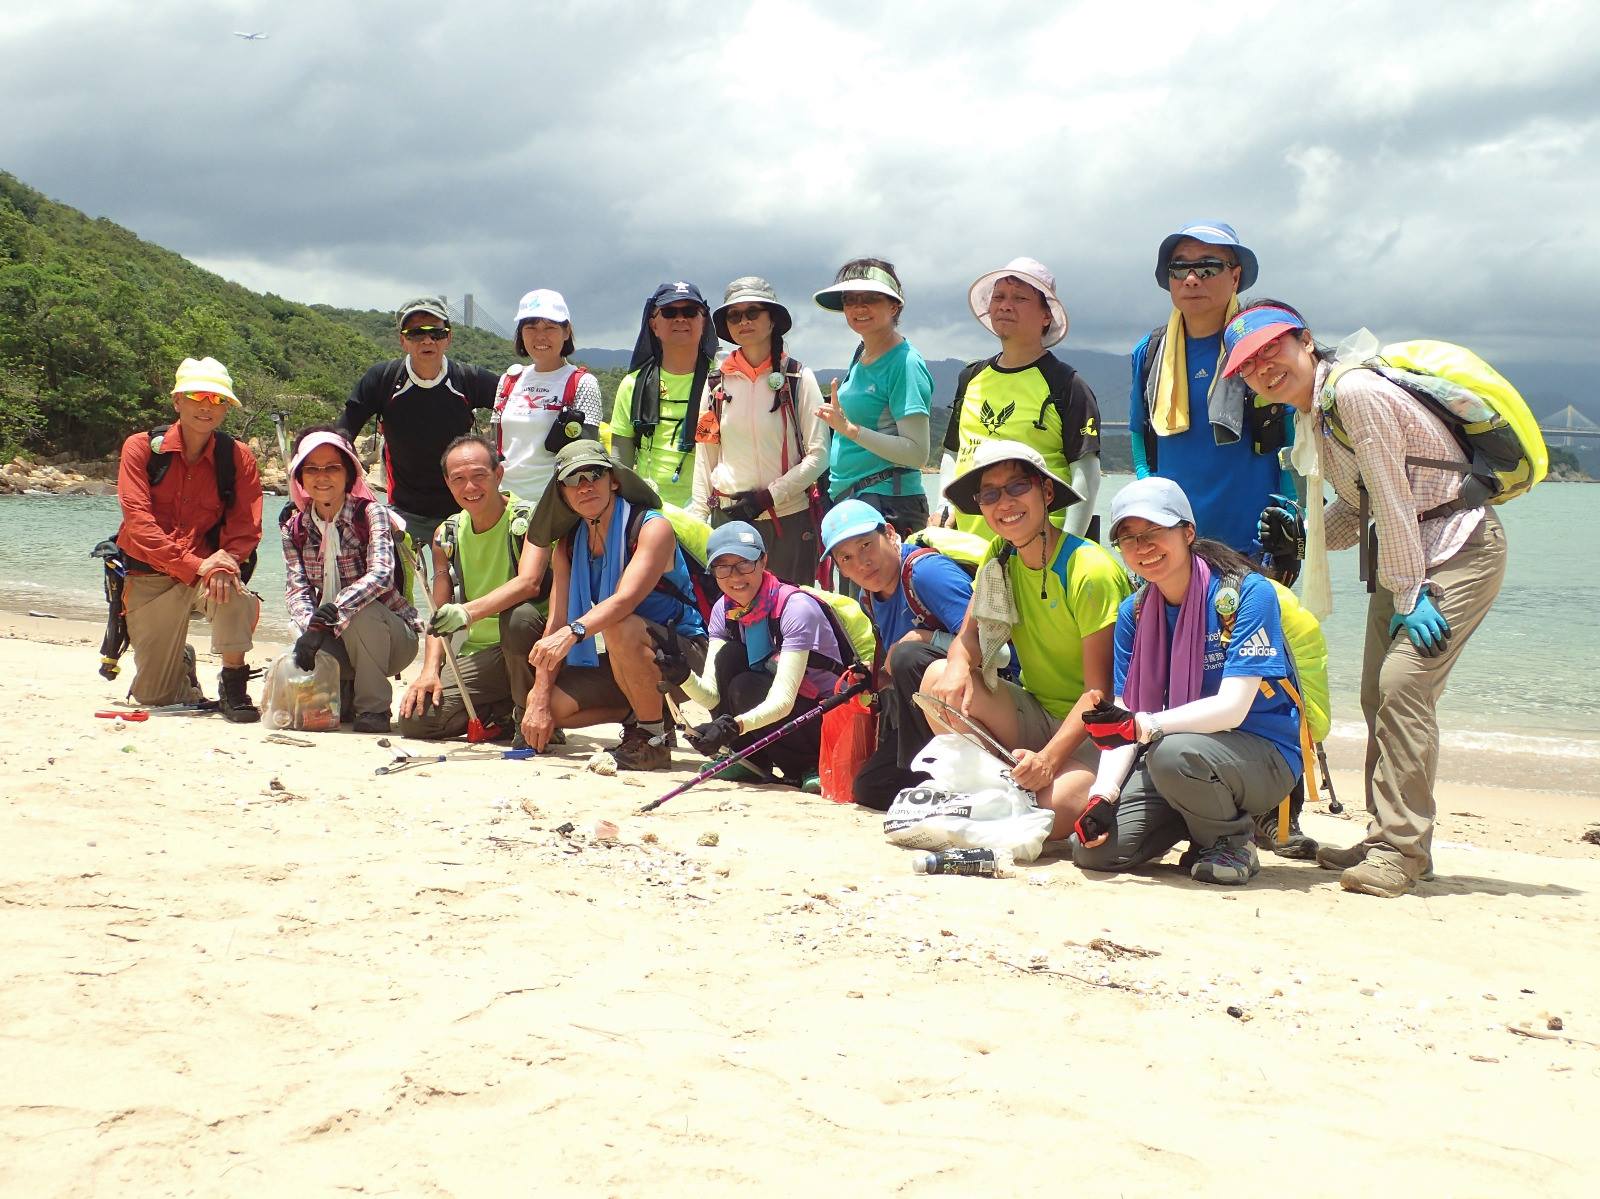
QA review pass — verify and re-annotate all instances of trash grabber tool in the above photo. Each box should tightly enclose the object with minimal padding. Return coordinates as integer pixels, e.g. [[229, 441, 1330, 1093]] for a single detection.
[[270, 410, 292, 466], [407, 545, 502, 743], [639, 676, 870, 814]]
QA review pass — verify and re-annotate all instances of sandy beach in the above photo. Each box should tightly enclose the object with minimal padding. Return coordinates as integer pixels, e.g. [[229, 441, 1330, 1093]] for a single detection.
[[3, 611, 1599, 1197]]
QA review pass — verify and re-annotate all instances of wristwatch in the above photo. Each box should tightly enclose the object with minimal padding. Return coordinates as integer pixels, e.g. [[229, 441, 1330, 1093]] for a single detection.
[[567, 620, 587, 641], [1138, 714, 1164, 746]]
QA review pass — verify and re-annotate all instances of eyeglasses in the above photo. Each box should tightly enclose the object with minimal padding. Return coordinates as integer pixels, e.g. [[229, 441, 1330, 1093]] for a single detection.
[[1235, 333, 1293, 380], [724, 306, 768, 325], [299, 462, 348, 477], [182, 391, 231, 406], [1165, 258, 1234, 281], [401, 324, 451, 341], [561, 467, 610, 487], [1114, 527, 1176, 553], [974, 476, 1038, 507], [656, 305, 702, 321], [710, 558, 762, 580]]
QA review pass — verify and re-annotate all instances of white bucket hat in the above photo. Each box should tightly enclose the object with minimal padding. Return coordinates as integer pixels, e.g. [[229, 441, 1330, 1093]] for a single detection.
[[968, 256, 1068, 348]]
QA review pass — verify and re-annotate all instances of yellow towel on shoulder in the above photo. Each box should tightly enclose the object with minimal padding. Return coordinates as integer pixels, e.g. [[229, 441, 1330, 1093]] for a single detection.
[[1152, 296, 1240, 437]]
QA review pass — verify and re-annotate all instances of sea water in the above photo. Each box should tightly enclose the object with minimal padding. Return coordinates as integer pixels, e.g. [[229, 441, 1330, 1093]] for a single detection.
[[3, 478, 1596, 761]]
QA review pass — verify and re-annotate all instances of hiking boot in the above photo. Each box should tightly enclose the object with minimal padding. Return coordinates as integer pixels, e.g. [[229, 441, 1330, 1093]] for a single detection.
[[217, 665, 260, 724], [183, 646, 202, 699], [1320, 839, 1435, 880], [352, 712, 391, 734], [1340, 853, 1417, 898], [1190, 838, 1259, 886], [1253, 807, 1319, 859], [611, 724, 670, 771], [622, 714, 675, 750]]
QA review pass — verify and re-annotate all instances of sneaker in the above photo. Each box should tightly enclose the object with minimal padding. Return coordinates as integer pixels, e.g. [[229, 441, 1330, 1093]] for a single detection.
[[1253, 808, 1319, 859], [1340, 853, 1417, 898], [611, 725, 671, 771], [1316, 840, 1370, 872], [352, 712, 391, 734], [1190, 838, 1259, 886], [712, 758, 765, 784], [799, 774, 822, 794]]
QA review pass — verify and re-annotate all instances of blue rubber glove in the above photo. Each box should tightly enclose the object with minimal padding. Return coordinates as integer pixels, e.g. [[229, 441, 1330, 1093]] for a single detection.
[[1389, 594, 1450, 657], [429, 602, 470, 635]]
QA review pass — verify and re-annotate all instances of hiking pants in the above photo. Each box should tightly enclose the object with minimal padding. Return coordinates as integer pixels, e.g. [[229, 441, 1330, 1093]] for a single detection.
[[853, 639, 944, 810], [1072, 731, 1296, 872], [1357, 512, 1506, 873], [711, 507, 819, 587], [713, 650, 821, 783], [395, 602, 543, 739], [123, 573, 260, 706], [322, 603, 420, 719]]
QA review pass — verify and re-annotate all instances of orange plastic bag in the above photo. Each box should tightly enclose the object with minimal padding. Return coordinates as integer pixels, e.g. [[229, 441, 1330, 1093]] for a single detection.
[[818, 691, 876, 804]]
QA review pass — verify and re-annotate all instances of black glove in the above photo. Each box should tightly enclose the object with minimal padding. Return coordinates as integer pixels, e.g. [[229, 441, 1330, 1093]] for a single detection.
[[648, 625, 691, 689], [311, 601, 340, 631], [686, 714, 740, 757], [543, 408, 588, 453], [1258, 494, 1305, 582], [1082, 699, 1139, 749], [1074, 796, 1117, 844], [293, 628, 329, 672], [723, 488, 774, 524]]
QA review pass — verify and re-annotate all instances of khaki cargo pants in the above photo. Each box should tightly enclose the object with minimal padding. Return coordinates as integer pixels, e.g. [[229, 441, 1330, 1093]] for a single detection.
[[123, 573, 260, 706]]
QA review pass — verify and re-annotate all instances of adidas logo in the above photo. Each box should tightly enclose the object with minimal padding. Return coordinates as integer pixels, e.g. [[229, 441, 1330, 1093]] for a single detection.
[[1195, 367, 1210, 378], [1236, 626, 1276, 658]]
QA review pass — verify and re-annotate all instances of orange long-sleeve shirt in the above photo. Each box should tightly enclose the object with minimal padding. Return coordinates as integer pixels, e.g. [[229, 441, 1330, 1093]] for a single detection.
[[116, 429, 264, 586]]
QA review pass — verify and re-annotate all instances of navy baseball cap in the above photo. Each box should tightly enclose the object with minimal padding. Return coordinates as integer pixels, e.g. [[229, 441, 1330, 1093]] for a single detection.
[[649, 281, 708, 311]]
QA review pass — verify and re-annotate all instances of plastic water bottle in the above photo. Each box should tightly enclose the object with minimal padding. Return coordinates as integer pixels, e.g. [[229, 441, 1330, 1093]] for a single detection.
[[911, 848, 1017, 878]]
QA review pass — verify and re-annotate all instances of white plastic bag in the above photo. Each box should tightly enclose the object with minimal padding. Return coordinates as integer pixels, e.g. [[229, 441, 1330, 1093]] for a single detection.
[[883, 734, 1053, 863], [261, 651, 342, 732]]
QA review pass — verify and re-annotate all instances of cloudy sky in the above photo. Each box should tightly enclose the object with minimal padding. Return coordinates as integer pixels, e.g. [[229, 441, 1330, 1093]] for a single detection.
[[4, 0, 1597, 382]]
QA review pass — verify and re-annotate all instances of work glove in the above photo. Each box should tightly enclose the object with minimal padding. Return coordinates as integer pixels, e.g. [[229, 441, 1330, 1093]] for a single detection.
[[293, 628, 329, 672], [1257, 494, 1305, 583], [1074, 795, 1117, 844], [686, 714, 741, 757], [648, 625, 692, 689], [723, 488, 774, 524], [1389, 593, 1450, 658], [429, 602, 470, 635], [1082, 699, 1140, 749], [310, 601, 341, 631], [543, 408, 588, 453]]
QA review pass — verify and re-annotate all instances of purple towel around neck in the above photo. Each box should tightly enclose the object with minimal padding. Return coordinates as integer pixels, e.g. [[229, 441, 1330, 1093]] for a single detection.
[[1122, 555, 1212, 713]]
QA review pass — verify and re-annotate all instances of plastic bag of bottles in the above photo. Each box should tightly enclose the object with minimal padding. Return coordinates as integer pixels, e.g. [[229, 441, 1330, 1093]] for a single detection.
[[882, 734, 1053, 862], [261, 651, 341, 732]]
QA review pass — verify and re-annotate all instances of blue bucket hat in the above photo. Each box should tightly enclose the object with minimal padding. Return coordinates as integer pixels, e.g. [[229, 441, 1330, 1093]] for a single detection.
[[1155, 221, 1258, 293], [819, 499, 888, 555], [706, 521, 766, 565]]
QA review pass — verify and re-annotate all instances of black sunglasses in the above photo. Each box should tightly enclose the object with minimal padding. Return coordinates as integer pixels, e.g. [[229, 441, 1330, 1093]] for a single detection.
[[401, 324, 451, 341], [974, 476, 1038, 507], [1165, 258, 1234, 281], [656, 304, 703, 320]]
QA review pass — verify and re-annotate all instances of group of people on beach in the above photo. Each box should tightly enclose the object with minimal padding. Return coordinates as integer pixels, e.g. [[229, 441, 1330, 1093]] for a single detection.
[[106, 221, 1508, 900]]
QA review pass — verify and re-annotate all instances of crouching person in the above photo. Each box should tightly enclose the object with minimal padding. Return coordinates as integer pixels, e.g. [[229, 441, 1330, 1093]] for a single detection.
[[398, 435, 545, 740], [521, 441, 708, 769], [1073, 478, 1304, 887], [282, 428, 421, 733], [821, 500, 976, 810], [115, 357, 263, 721]]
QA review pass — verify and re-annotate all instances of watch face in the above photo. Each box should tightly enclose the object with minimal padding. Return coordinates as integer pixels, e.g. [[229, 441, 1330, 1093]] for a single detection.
[[569, 621, 585, 639]]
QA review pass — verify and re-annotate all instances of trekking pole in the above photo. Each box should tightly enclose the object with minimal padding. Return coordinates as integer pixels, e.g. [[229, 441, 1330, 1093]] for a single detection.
[[1315, 742, 1343, 814], [639, 676, 870, 814], [407, 547, 502, 744], [270, 411, 291, 466]]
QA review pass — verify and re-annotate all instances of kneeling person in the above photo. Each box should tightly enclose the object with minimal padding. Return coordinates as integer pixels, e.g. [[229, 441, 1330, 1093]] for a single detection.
[[523, 441, 708, 768], [398, 435, 545, 739]]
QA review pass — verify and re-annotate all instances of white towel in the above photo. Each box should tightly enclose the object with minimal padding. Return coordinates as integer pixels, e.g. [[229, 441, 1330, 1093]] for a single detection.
[[312, 509, 341, 614], [1287, 409, 1332, 618], [971, 558, 1018, 690]]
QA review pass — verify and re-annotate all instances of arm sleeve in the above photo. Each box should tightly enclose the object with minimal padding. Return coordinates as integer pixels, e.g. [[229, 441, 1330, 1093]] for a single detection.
[[1128, 338, 1152, 479], [850, 412, 930, 468], [337, 363, 388, 439], [574, 372, 604, 425], [1064, 455, 1100, 538], [766, 368, 829, 509], [1148, 674, 1261, 734], [115, 435, 202, 584], [734, 648, 809, 732], [688, 435, 714, 522], [681, 638, 728, 710]]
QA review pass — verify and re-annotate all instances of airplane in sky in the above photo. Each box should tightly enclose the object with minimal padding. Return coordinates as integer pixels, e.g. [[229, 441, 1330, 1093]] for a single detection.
[[233, 32, 269, 41]]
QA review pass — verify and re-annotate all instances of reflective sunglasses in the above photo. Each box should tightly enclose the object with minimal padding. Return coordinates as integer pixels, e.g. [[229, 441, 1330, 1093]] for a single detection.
[[723, 306, 769, 325], [974, 476, 1038, 507], [182, 391, 231, 406], [656, 304, 702, 320], [710, 557, 762, 580], [401, 324, 451, 341], [1165, 257, 1234, 281], [561, 467, 610, 487]]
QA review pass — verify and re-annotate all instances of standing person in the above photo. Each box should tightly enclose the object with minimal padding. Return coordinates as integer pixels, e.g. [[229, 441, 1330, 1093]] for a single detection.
[[281, 428, 421, 733], [1073, 478, 1305, 887], [820, 500, 977, 810], [608, 281, 719, 509], [812, 258, 934, 535], [397, 435, 545, 741], [1220, 301, 1508, 897], [938, 257, 1102, 540], [674, 522, 851, 788], [522, 441, 709, 769], [1129, 223, 1295, 557], [690, 277, 829, 584], [114, 356, 262, 722], [336, 297, 499, 557], [919, 441, 1129, 840], [494, 288, 604, 503]]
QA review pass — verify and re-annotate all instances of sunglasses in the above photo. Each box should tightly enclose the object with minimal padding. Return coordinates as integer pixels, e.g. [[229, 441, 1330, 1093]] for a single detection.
[[182, 391, 231, 406], [561, 467, 610, 487], [656, 304, 702, 321], [401, 324, 451, 341], [974, 476, 1038, 507], [710, 557, 762, 580], [1166, 258, 1234, 281], [724, 306, 768, 325]]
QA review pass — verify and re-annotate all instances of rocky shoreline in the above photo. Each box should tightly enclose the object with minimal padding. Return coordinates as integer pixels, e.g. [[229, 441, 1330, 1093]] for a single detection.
[[0, 442, 362, 498]]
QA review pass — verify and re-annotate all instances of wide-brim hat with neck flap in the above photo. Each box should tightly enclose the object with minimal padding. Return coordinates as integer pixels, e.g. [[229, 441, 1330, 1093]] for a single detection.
[[527, 439, 662, 546]]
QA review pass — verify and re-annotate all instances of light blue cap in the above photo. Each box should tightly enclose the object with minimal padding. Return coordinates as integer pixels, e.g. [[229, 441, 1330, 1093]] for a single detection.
[[705, 520, 766, 563], [820, 499, 887, 554]]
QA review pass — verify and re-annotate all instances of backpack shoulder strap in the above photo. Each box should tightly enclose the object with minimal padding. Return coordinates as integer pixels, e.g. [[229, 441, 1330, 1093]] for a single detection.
[[1030, 355, 1079, 433], [899, 546, 938, 627], [144, 425, 174, 488], [562, 364, 588, 408], [945, 356, 997, 452], [212, 430, 238, 508]]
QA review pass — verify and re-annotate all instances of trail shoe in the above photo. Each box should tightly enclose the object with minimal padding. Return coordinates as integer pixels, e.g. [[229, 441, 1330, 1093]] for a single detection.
[[611, 724, 670, 771], [1253, 807, 1318, 859], [1316, 840, 1370, 872], [352, 712, 391, 734], [182, 646, 203, 701], [1190, 838, 1259, 886], [1340, 853, 1417, 898], [799, 774, 822, 794], [217, 665, 260, 724]]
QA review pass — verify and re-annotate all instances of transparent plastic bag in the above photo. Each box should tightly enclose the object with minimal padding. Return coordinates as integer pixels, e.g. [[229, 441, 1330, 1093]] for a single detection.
[[261, 650, 342, 732], [882, 734, 1053, 862]]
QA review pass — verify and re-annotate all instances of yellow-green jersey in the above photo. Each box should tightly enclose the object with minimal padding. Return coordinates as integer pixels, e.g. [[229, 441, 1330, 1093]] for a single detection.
[[609, 366, 701, 508]]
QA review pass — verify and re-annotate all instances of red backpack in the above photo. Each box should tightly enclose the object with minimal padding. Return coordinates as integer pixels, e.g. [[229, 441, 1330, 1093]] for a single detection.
[[491, 364, 589, 456]]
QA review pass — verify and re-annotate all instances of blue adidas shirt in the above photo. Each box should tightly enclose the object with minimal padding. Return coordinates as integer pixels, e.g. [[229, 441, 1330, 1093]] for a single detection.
[[1113, 571, 1303, 774], [866, 543, 974, 647]]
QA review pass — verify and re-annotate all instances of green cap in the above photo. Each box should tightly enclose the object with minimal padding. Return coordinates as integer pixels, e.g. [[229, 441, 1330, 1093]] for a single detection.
[[552, 439, 615, 481]]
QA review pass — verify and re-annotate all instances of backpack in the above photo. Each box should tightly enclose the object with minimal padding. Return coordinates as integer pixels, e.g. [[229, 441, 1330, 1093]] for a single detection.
[[1322, 338, 1547, 512], [559, 501, 717, 621], [733, 583, 877, 691], [895, 527, 987, 630], [439, 496, 537, 605], [945, 353, 1094, 455], [491, 363, 590, 457], [280, 498, 417, 606]]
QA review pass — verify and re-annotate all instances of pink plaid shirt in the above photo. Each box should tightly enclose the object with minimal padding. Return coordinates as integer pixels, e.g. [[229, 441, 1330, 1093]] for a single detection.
[[282, 499, 421, 634], [1316, 364, 1482, 612]]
